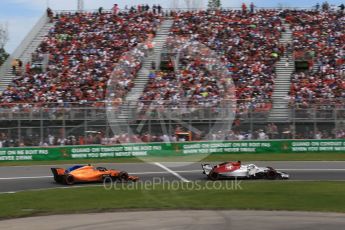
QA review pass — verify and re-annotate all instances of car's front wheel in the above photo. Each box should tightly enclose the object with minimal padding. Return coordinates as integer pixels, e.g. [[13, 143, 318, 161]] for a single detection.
[[277, 174, 285, 180], [117, 171, 129, 182], [265, 170, 279, 180], [208, 171, 219, 181]]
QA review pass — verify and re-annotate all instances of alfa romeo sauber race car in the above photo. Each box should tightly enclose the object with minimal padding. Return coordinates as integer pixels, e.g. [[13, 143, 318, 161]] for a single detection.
[[202, 161, 289, 180], [51, 165, 139, 185]]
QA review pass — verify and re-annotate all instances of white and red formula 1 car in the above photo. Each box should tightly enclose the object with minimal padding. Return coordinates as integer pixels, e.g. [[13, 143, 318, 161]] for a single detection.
[[202, 161, 289, 180]]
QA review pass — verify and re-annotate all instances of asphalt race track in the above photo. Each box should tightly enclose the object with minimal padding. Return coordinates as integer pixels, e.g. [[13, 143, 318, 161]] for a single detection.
[[0, 161, 344, 193]]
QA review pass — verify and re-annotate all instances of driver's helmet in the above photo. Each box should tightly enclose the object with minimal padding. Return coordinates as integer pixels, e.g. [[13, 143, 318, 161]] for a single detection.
[[96, 167, 107, 171], [247, 164, 255, 170]]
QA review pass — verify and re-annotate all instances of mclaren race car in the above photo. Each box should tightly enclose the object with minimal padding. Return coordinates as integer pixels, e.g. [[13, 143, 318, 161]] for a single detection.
[[202, 161, 289, 180], [51, 165, 139, 185]]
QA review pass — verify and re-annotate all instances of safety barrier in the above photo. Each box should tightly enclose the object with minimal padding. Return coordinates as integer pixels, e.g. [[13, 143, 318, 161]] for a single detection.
[[0, 139, 344, 161]]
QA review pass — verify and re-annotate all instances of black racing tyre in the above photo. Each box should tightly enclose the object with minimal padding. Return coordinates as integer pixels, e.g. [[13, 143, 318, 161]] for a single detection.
[[102, 175, 113, 183], [208, 171, 219, 181], [118, 171, 129, 182], [266, 170, 278, 180], [64, 174, 75, 185]]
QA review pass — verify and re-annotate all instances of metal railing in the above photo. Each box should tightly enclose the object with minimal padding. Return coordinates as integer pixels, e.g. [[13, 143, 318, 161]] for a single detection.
[[52, 6, 321, 14], [0, 100, 343, 147], [0, 101, 343, 121]]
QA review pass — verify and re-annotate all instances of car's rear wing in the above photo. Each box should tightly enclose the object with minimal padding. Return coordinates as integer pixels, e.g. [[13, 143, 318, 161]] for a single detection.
[[51, 168, 66, 183], [51, 168, 66, 176]]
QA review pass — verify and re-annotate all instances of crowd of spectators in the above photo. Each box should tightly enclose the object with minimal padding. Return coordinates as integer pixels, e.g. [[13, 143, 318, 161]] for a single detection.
[[335, 129, 345, 139], [106, 42, 152, 107], [1, 8, 342, 113], [0, 7, 344, 148], [0, 132, 104, 147], [286, 10, 344, 108], [0, 10, 162, 108], [173, 9, 284, 116], [139, 38, 235, 115]]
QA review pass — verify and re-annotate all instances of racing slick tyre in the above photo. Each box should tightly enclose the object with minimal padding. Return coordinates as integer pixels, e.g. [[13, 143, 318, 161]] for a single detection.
[[277, 175, 283, 180], [102, 175, 113, 183], [118, 171, 129, 182], [64, 174, 75, 185], [266, 170, 278, 180], [208, 172, 219, 181]]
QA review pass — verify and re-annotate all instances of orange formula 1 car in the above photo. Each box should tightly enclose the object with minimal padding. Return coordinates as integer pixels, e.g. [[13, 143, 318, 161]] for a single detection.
[[51, 165, 139, 185]]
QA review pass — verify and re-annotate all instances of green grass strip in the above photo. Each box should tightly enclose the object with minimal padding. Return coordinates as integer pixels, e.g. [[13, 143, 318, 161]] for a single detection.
[[1, 181, 345, 219]]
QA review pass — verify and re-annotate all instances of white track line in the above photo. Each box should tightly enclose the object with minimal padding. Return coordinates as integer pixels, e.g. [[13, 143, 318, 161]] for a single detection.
[[154, 162, 191, 182], [135, 170, 200, 175], [0, 184, 104, 194], [0, 176, 52, 180]]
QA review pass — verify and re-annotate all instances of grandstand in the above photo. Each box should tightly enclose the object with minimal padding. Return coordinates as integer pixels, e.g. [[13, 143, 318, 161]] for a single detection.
[[162, 10, 283, 116], [0, 5, 343, 147], [287, 10, 344, 107]]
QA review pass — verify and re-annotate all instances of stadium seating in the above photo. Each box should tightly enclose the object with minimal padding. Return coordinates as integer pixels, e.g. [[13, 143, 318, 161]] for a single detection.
[[138, 40, 234, 119], [286, 10, 344, 109], [0, 9, 343, 146], [0, 11, 162, 108], [139, 10, 285, 116]]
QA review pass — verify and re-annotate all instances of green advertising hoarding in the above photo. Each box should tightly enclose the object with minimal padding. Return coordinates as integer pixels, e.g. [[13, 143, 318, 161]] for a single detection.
[[0, 139, 345, 161]]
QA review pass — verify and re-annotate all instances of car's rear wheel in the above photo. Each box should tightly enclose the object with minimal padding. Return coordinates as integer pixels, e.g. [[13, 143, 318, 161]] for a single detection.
[[208, 171, 219, 181], [64, 174, 74, 185], [102, 175, 113, 183]]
